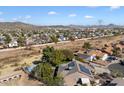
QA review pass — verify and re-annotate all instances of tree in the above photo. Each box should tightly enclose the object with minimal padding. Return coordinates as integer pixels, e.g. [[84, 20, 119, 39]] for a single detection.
[[31, 63, 64, 86], [61, 49, 74, 61], [42, 46, 55, 63], [50, 35, 58, 44], [63, 32, 69, 38], [51, 50, 64, 66], [69, 36, 75, 41], [42, 46, 67, 66], [50, 75, 64, 86], [17, 36, 26, 46], [82, 42, 91, 50], [3, 34, 12, 44], [43, 75, 64, 86], [112, 47, 121, 57], [32, 63, 53, 81]]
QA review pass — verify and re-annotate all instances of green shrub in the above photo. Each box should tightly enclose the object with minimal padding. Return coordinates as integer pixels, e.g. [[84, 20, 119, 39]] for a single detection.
[[96, 56, 100, 60], [75, 56, 85, 63]]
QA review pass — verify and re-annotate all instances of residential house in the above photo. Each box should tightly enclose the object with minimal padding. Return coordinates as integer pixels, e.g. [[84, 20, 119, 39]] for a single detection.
[[58, 35, 66, 41], [26, 38, 34, 45], [88, 49, 109, 61], [76, 53, 96, 62], [101, 45, 113, 55], [57, 60, 94, 86], [8, 40, 18, 48]]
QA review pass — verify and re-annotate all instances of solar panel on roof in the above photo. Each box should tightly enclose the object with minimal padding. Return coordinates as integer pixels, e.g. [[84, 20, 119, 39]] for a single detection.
[[68, 61, 75, 67], [26, 64, 37, 73], [79, 64, 91, 76]]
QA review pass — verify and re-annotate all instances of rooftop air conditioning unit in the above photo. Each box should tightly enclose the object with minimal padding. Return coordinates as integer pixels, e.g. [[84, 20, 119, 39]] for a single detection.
[[68, 66, 73, 70]]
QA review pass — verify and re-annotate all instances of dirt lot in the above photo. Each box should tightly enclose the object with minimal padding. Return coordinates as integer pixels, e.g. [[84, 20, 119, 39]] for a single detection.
[[0, 71, 42, 86], [0, 48, 41, 77]]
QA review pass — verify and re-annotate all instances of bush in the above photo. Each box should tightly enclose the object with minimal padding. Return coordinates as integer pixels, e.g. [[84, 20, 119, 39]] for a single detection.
[[82, 42, 91, 50], [11, 63, 19, 67], [42, 76, 64, 86], [75, 56, 85, 63], [69, 36, 75, 41], [61, 49, 74, 61], [96, 56, 100, 60]]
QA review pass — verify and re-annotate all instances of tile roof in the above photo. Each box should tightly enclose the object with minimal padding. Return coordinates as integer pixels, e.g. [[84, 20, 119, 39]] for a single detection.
[[88, 49, 105, 57]]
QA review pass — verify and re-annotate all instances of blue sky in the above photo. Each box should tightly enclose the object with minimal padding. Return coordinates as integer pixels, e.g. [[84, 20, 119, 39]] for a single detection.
[[0, 6, 123, 25]]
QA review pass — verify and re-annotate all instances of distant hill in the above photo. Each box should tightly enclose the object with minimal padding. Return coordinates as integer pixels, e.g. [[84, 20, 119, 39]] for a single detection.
[[0, 22, 123, 33], [0, 22, 45, 32]]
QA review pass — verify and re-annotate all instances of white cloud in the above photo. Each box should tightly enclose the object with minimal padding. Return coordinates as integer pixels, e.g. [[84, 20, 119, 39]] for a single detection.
[[48, 11, 57, 15], [0, 18, 4, 21], [12, 18, 18, 21], [110, 6, 120, 10], [18, 16, 22, 19], [0, 12, 3, 15], [12, 17, 21, 21], [12, 16, 21, 21], [84, 15, 94, 19], [12, 15, 31, 22], [68, 14, 77, 17], [25, 15, 31, 19]]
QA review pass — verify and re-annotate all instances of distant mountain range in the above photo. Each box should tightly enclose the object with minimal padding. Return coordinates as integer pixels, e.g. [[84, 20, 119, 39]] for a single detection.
[[0, 22, 123, 33]]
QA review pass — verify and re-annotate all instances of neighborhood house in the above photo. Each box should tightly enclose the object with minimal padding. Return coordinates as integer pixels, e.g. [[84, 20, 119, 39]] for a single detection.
[[57, 60, 94, 86]]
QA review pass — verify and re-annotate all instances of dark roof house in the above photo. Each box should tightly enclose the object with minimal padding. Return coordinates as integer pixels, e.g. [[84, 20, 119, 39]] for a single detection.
[[57, 60, 94, 86], [76, 53, 96, 62]]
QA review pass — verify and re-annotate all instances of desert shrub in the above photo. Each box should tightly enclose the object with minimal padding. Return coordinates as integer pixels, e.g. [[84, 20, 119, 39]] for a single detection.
[[11, 63, 19, 67], [96, 56, 100, 60]]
